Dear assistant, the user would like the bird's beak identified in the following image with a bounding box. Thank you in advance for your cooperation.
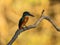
[29,14,35,17]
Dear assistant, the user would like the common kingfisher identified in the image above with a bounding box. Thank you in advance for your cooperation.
[18,11,34,29]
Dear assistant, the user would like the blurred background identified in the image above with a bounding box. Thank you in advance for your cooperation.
[0,0,60,45]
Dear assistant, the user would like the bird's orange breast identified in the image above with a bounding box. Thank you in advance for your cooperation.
[19,16,29,29]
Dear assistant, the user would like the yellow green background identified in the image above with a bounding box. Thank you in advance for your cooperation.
[0,0,60,45]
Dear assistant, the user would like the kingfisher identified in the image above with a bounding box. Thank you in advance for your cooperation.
[18,11,34,29]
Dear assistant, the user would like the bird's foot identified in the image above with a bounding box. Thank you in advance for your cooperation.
[22,27,24,29]
[23,25,27,28]
[24,25,28,28]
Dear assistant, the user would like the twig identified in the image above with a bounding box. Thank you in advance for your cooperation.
[7,10,60,45]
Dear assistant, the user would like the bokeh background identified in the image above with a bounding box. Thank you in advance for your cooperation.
[0,0,60,45]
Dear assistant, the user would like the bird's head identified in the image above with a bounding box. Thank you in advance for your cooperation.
[23,11,34,17]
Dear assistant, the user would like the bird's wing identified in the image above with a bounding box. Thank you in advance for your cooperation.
[18,17,24,28]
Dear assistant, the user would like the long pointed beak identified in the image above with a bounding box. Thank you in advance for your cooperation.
[29,14,34,17]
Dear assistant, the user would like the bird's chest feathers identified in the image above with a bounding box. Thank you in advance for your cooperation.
[22,16,29,26]
[24,16,29,21]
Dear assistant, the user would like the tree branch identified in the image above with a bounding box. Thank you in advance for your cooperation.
[7,10,60,45]
[44,16,60,31]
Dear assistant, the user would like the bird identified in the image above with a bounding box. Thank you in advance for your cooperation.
[18,11,34,29]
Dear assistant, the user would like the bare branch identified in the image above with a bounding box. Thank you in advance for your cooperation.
[7,10,60,45]
[44,16,60,31]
